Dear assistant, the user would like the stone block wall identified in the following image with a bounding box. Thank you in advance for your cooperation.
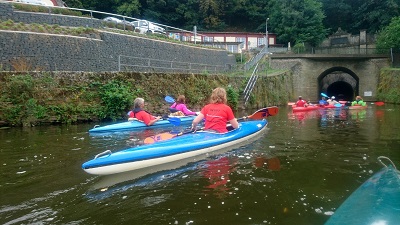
[0,3,103,28]
[0,2,236,72]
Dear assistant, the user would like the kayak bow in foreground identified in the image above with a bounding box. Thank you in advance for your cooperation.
[325,156,400,225]
[82,120,268,175]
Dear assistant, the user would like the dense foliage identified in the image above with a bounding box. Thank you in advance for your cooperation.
[376,17,400,50]
[321,0,400,35]
[269,0,326,47]
[63,0,400,47]
[0,72,291,126]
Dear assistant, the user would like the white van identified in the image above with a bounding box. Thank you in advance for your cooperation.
[131,20,166,35]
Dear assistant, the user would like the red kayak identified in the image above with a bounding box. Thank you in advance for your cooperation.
[348,105,367,110]
[292,104,343,112]
[292,105,320,112]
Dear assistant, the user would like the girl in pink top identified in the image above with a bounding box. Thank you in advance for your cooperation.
[169,95,197,116]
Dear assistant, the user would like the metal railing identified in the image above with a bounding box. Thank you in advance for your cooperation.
[118,55,229,73]
[242,63,260,104]
[5,1,226,50]
[244,46,267,71]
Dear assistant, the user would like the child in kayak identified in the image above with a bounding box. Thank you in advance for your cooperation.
[128,98,161,126]
[191,87,238,133]
[169,95,197,116]
[319,97,328,106]
[351,96,367,106]
[327,96,339,105]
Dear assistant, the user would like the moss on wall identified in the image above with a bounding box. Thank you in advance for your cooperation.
[377,68,400,104]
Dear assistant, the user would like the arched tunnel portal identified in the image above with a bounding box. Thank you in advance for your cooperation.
[318,67,359,101]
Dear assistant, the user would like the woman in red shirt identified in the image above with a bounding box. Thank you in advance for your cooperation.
[295,96,308,107]
[128,98,161,126]
[191,87,239,133]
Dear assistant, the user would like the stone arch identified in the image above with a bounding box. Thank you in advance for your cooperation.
[317,66,359,101]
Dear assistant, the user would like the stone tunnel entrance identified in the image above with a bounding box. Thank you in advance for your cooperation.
[318,67,359,101]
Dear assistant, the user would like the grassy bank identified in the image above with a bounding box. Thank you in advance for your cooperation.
[0,71,292,127]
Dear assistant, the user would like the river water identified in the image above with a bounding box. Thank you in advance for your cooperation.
[0,104,399,225]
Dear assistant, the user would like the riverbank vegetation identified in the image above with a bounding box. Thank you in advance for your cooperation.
[377,68,400,104]
[0,71,291,127]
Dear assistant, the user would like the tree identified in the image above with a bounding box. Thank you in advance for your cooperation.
[223,0,269,32]
[320,0,353,35]
[116,0,141,18]
[320,0,400,35]
[63,0,83,8]
[353,0,400,34]
[270,0,327,47]
[198,0,227,30]
[376,16,400,50]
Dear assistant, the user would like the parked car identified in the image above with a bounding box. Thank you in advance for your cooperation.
[131,20,166,35]
[103,17,123,24]
[103,17,134,30]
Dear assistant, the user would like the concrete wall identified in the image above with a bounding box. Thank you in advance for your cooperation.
[0,2,236,72]
[319,28,376,48]
[270,56,390,101]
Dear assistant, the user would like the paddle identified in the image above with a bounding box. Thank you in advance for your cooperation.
[165,96,175,104]
[375,101,385,106]
[165,95,181,113]
[144,106,279,144]
[321,93,342,107]
[321,93,329,98]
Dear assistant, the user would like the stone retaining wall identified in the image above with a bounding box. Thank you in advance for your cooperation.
[0,2,236,72]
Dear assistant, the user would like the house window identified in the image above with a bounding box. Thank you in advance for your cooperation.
[182,36,190,42]
[236,37,246,49]
[204,36,214,42]
[228,45,238,53]
[258,38,266,46]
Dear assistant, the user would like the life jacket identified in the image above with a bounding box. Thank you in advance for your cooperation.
[352,100,365,106]
[169,103,181,113]
[128,108,143,118]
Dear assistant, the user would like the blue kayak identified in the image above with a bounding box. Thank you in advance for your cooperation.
[82,120,268,175]
[88,116,195,133]
[325,157,400,225]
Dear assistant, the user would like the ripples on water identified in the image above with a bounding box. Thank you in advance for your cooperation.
[0,105,399,224]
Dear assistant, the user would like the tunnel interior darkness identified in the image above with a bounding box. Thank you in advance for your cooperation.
[318,67,359,101]
[326,81,354,101]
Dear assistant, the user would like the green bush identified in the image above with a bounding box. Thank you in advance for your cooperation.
[226,86,239,110]
[97,80,141,120]
[376,17,400,51]
[293,42,306,54]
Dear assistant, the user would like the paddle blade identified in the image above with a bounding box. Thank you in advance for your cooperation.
[266,106,279,116]
[165,96,175,104]
[321,93,329,98]
[247,106,279,120]
[375,101,385,106]
[168,117,181,126]
[334,103,342,107]
[144,132,176,144]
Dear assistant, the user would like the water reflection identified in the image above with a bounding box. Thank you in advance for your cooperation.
[202,157,234,198]
[0,105,399,225]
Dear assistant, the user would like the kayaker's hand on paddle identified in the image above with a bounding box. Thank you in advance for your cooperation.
[191,123,197,132]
